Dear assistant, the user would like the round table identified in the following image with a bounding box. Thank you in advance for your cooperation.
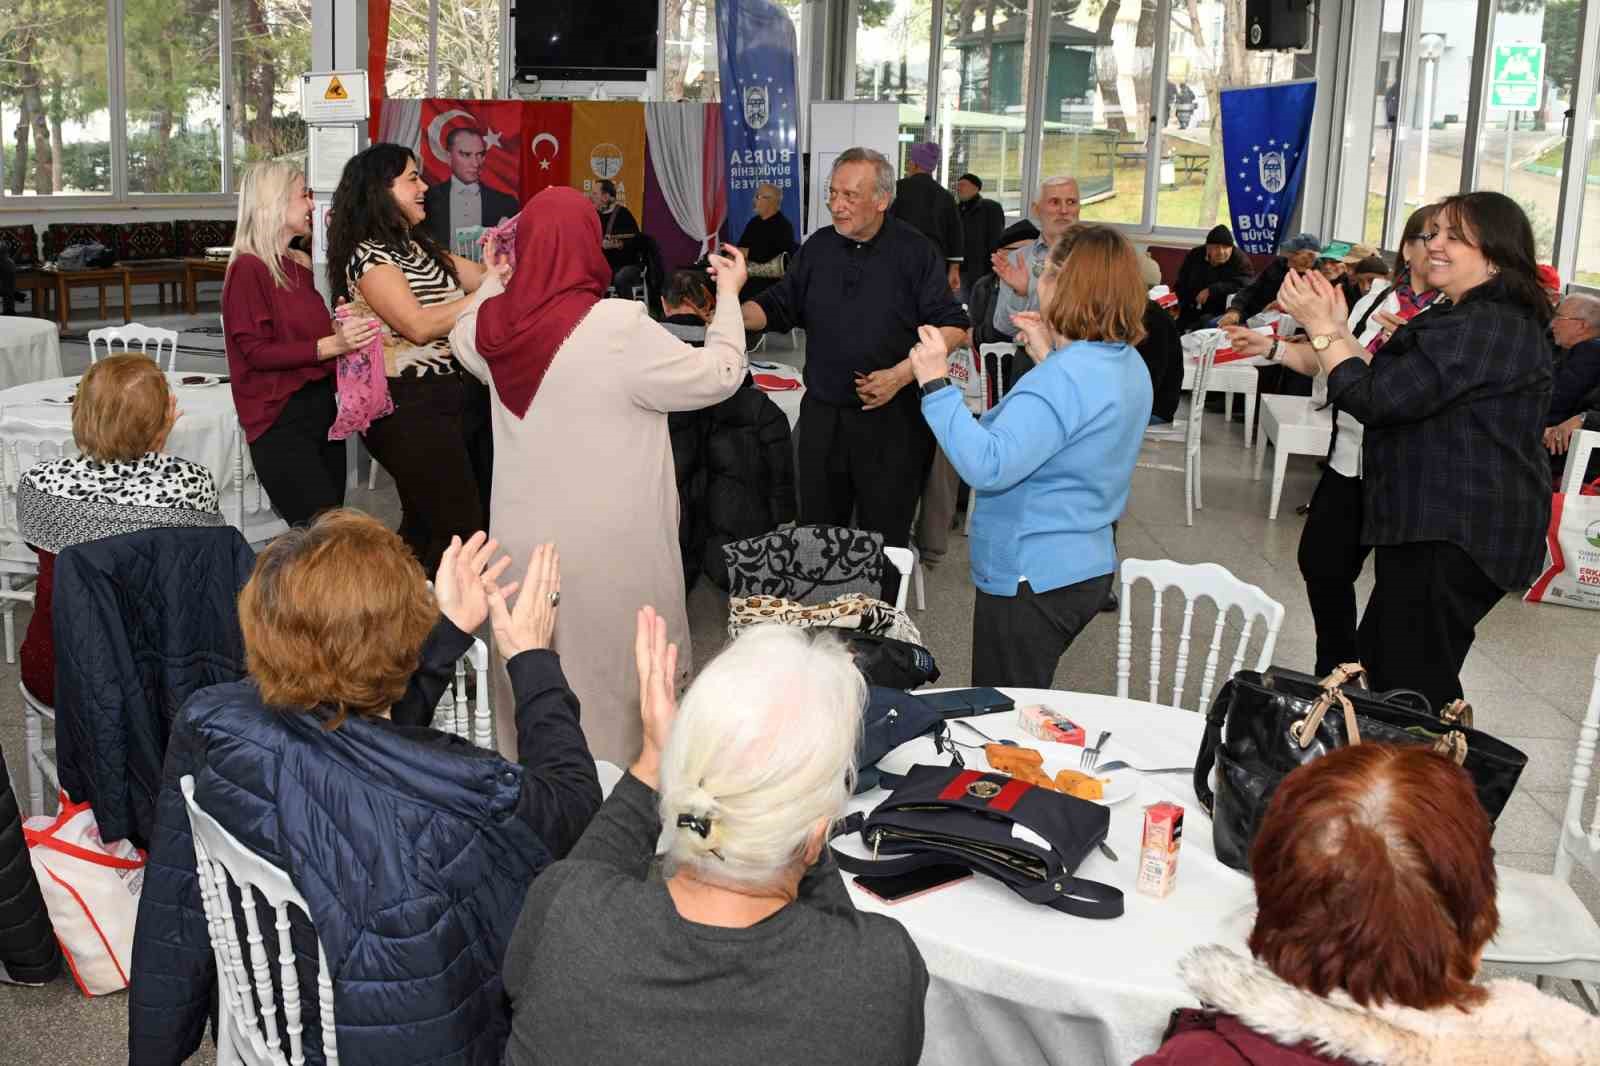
[0,317,64,392]
[0,373,286,545]
[837,689,1257,1066]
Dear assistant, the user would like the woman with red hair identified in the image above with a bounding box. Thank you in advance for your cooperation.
[449,187,748,765]
[1137,745,1598,1065]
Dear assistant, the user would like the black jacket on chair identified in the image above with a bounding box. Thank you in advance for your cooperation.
[52,527,255,849]
[0,743,60,985]
[669,375,796,590]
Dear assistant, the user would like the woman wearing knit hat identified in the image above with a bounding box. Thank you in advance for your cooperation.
[1175,224,1253,330]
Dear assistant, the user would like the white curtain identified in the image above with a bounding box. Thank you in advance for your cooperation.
[377,99,422,157]
[645,102,721,256]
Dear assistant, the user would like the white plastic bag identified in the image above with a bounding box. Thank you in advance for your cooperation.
[24,792,146,995]
[1525,430,1600,610]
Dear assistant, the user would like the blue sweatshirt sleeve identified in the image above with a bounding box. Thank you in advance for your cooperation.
[920,378,1072,493]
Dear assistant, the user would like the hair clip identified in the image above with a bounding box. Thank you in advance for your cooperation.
[676,812,712,839]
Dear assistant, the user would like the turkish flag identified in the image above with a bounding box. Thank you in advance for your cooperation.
[418,100,524,206]
[521,101,573,202]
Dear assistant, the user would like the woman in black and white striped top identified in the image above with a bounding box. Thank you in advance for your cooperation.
[327,143,510,571]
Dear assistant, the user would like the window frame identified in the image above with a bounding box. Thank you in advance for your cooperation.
[0,0,274,211]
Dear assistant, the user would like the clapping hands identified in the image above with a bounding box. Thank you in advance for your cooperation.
[630,605,680,788]
[484,544,562,659]
[434,533,514,635]
[1276,269,1348,337]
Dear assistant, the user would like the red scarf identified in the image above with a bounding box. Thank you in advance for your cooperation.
[474,187,613,418]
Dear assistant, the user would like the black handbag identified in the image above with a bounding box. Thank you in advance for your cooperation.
[831,763,1124,919]
[845,633,940,690]
[1194,664,1528,871]
[856,688,944,794]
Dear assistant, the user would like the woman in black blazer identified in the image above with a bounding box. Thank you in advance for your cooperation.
[1276,191,1553,709]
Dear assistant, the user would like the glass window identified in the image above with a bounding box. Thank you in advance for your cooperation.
[1469,0,1578,263]
[1155,1,1313,230]
[1380,11,1470,248]
[1048,0,1155,227]
[856,0,934,166]
[124,0,224,193]
[0,0,112,196]
[386,0,434,98]
[230,0,311,184]
[937,0,1028,216]
[434,0,503,98]
[664,0,721,100]
[1575,86,1600,288]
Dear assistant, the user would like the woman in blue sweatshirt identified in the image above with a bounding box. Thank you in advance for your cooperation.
[910,225,1153,687]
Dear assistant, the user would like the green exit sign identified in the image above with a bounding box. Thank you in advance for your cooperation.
[1488,42,1545,112]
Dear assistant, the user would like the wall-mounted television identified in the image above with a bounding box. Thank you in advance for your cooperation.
[514,0,659,82]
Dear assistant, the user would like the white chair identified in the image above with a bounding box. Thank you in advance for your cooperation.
[19,683,57,818]
[1253,394,1334,520]
[1480,652,1600,1009]
[595,759,625,799]
[87,323,179,370]
[1140,330,1218,526]
[963,343,1021,536]
[429,637,493,750]
[1116,558,1286,713]
[883,546,917,613]
[180,775,341,1066]
[0,421,72,663]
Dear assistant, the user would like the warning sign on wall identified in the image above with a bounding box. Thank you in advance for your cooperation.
[301,70,369,123]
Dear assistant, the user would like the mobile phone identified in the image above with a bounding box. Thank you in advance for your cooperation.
[854,864,972,904]
[919,687,1016,720]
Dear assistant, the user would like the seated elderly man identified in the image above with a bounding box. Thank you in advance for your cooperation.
[17,354,223,707]
[1175,224,1253,331]
[500,610,928,1066]
[1216,232,1321,327]
[1548,292,1600,427]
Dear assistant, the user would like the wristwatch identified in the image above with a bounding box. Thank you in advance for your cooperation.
[920,377,952,396]
[1310,334,1336,351]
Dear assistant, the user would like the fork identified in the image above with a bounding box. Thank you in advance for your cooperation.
[1080,730,1112,770]
[1092,759,1191,775]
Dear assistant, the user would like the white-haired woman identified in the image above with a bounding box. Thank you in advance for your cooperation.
[222,161,380,527]
[499,609,928,1066]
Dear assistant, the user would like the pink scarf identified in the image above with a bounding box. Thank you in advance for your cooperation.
[327,304,394,440]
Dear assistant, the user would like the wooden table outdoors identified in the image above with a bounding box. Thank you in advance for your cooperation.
[183,257,229,313]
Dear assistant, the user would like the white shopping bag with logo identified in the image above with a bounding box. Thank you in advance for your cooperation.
[24,792,146,995]
[1525,430,1600,610]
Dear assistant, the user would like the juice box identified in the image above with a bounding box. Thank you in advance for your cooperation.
[1137,801,1184,898]
[1019,705,1086,746]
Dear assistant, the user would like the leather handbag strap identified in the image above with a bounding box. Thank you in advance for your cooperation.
[1193,678,1234,816]
[828,814,1124,920]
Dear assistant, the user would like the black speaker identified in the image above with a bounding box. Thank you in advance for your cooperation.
[1245,0,1310,50]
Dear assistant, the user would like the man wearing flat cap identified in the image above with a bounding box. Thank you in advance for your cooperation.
[954,172,1005,302]
[890,141,965,292]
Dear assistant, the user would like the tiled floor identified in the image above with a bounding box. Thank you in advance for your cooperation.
[1,311,1594,1061]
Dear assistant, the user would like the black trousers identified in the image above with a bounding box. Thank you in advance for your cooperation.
[361,371,489,574]
[971,575,1114,689]
[1358,540,1505,710]
[248,377,346,529]
[1297,468,1371,677]
[797,394,933,550]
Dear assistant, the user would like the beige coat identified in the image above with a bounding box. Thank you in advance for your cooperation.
[452,276,745,764]
[1167,944,1600,1066]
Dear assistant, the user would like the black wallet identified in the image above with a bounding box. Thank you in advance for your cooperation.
[917,687,1015,720]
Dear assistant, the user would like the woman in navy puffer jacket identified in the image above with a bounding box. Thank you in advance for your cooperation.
[128,512,601,1066]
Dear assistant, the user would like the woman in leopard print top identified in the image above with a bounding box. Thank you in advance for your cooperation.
[17,355,222,705]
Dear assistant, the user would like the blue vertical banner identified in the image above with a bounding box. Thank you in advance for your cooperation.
[716,0,802,243]
[1219,81,1318,255]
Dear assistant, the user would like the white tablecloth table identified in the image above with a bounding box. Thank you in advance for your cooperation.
[0,373,286,545]
[0,317,64,391]
[839,689,1255,1066]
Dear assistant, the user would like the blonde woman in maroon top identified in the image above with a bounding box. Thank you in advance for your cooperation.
[222,161,379,527]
